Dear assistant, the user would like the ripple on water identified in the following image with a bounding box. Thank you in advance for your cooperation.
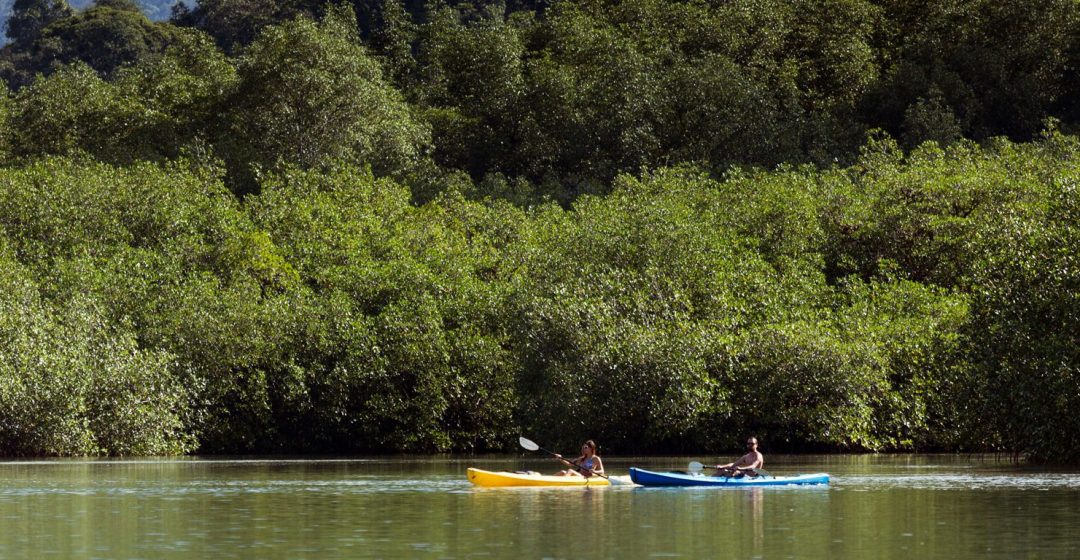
[0,475,472,498]
[836,473,1080,491]
[4,468,1080,498]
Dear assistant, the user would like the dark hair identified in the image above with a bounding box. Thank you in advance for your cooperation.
[583,440,597,452]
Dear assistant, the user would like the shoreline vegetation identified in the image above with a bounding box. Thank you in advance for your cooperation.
[0,1,1076,462]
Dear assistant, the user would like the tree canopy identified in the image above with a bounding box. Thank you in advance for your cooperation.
[0,1,1076,462]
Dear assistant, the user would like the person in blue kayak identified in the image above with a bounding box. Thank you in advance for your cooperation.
[713,436,764,477]
[553,440,605,478]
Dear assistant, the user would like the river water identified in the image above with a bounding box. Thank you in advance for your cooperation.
[0,454,1077,559]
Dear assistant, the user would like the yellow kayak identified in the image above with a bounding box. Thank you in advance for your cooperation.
[467,468,611,487]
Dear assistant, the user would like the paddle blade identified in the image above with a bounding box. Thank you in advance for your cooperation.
[518,436,540,451]
[688,461,705,473]
[753,468,772,478]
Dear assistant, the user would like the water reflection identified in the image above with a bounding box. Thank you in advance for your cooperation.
[0,456,1076,559]
[748,487,763,555]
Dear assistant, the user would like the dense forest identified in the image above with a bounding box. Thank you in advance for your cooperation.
[0,0,180,41]
[0,0,1076,462]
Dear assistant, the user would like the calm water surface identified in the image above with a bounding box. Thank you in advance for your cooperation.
[0,454,1077,559]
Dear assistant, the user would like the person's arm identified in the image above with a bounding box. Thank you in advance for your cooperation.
[735,453,764,472]
[589,456,604,476]
[712,461,738,476]
[725,453,752,470]
[554,453,585,468]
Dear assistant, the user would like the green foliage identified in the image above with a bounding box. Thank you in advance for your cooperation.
[409,3,527,179]
[225,6,430,194]
[0,248,192,456]
[831,278,969,449]
[245,165,521,451]
[25,2,182,77]
[868,0,1077,141]
[113,28,238,158]
[2,30,227,163]
[93,0,141,11]
[11,62,151,162]
[0,81,12,161]
[958,135,1080,462]
[0,157,290,453]
[513,168,806,450]
[2,0,1080,199]
[371,0,418,86]
[0,133,1077,459]
[901,92,963,149]
[169,0,313,55]
[363,0,887,196]
[0,1,1078,462]
[5,0,72,46]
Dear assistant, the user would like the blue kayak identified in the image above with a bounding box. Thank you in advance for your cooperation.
[629,467,829,487]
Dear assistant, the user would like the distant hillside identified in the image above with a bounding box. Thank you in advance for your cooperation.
[0,0,183,39]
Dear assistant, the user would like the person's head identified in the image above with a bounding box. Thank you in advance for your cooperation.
[746,437,758,451]
[581,440,597,457]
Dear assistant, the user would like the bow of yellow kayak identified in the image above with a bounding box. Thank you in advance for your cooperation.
[467,468,611,487]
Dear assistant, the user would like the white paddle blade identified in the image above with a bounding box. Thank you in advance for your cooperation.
[688,461,705,472]
[519,437,540,451]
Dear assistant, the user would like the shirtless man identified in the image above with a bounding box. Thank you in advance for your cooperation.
[713,436,764,477]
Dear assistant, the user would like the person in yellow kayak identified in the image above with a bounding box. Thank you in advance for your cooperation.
[713,436,764,477]
[553,440,605,478]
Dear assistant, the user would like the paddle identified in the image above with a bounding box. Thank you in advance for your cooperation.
[688,461,772,478]
[519,436,611,480]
